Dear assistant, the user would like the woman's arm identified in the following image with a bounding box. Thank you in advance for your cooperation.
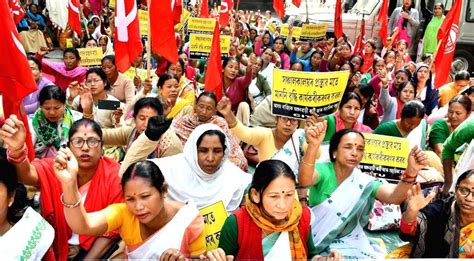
[298,120,327,187]
[102,126,133,146]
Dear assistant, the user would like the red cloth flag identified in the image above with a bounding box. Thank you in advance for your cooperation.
[0,0,37,161]
[68,0,83,38]
[150,0,178,64]
[334,0,343,39]
[292,0,302,8]
[273,0,285,19]
[9,0,25,25]
[434,0,463,88]
[200,0,209,18]
[87,0,102,15]
[377,0,389,46]
[353,18,366,55]
[219,0,233,27]
[204,21,223,100]
[114,0,143,73]
[172,0,182,25]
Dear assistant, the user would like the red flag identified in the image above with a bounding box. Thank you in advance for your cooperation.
[219,0,233,27]
[9,0,25,25]
[334,0,343,39]
[273,0,285,19]
[204,21,223,101]
[87,0,102,15]
[172,0,182,25]
[114,0,143,73]
[353,18,366,55]
[377,0,389,46]
[150,0,178,64]
[68,0,83,38]
[200,0,209,18]
[434,0,463,88]
[292,0,302,8]
[0,0,37,161]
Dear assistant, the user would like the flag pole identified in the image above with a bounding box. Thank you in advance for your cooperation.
[305,0,309,23]
[430,40,443,72]
[146,0,152,79]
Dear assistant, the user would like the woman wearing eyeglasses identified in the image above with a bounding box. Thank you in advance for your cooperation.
[394,169,474,258]
[0,117,124,260]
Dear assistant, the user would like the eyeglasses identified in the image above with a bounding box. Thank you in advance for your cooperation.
[280,116,299,124]
[69,138,102,148]
[85,79,102,85]
[457,186,474,198]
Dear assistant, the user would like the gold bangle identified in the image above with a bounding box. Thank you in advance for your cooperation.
[301,158,315,167]
[228,120,238,128]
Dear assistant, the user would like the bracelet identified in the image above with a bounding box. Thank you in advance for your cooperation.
[82,112,93,119]
[402,170,418,180]
[228,120,238,128]
[60,193,81,208]
[7,144,28,164]
[301,158,315,167]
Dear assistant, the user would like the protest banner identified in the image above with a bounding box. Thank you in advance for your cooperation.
[189,34,231,59]
[280,24,301,40]
[138,9,148,36]
[77,47,103,66]
[358,133,410,181]
[199,201,228,251]
[272,69,349,119]
[268,22,277,34]
[188,17,216,34]
[175,8,191,32]
[123,66,147,81]
[109,0,115,7]
[299,23,328,42]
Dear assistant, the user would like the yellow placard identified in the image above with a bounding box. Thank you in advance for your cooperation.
[138,10,148,36]
[175,9,191,31]
[188,17,216,34]
[66,38,74,48]
[123,66,148,81]
[189,34,231,59]
[78,47,103,66]
[268,22,277,34]
[280,24,302,39]
[359,133,410,180]
[109,0,115,8]
[199,201,228,251]
[272,69,349,118]
[300,23,328,41]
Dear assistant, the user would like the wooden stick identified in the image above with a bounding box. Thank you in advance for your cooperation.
[146,0,152,79]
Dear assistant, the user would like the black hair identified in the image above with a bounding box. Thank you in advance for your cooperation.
[456,169,474,187]
[340,60,355,72]
[121,161,166,193]
[434,2,445,10]
[356,84,374,99]
[365,38,377,49]
[68,118,103,141]
[372,57,385,69]
[157,73,179,88]
[340,91,363,109]
[196,129,227,152]
[291,61,304,70]
[177,58,186,74]
[401,100,425,119]
[133,97,163,118]
[397,81,416,98]
[349,55,364,69]
[329,129,365,162]
[310,49,324,60]
[249,160,296,205]
[63,48,81,60]
[449,95,472,114]
[83,38,98,48]
[0,148,28,223]
[27,55,41,71]
[421,53,433,62]
[197,91,218,107]
[454,70,471,81]
[86,67,111,90]
[222,57,239,70]
[461,86,474,96]
[395,69,412,80]
[101,55,116,65]
[39,85,66,105]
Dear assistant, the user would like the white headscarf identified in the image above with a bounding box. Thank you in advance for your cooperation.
[89,15,102,39]
[149,124,251,213]
[99,35,115,56]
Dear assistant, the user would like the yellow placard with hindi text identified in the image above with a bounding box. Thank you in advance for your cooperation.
[78,47,103,66]
[138,10,148,36]
[188,17,216,34]
[175,8,191,31]
[199,201,228,251]
[189,34,231,59]
[359,133,410,180]
[300,23,328,42]
[280,24,301,39]
[272,69,349,119]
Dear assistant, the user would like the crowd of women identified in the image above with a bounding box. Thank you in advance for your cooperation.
[0,0,474,259]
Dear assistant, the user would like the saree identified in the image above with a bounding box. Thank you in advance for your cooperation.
[310,167,386,259]
[171,114,248,171]
[270,129,305,177]
[19,29,47,53]
[0,207,55,260]
[126,201,201,259]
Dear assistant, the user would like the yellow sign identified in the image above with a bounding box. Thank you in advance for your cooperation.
[109,0,115,8]
[359,133,410,180]
[66,38,74,48]
[78,47,103,66]
[189,34,231,59]
[268,22,277,34]
[300,23,328,42]
[280,24,302,39]
[188,17,216,34]
[199,201,228,251]
[175,9,191,31]
[138,10,148,36]
[123,66,148,81]
[272,69,349,119]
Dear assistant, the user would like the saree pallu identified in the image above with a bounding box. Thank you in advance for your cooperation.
[270,129,305,177]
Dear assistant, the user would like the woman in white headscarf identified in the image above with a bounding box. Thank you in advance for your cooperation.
[121,123,252,213]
